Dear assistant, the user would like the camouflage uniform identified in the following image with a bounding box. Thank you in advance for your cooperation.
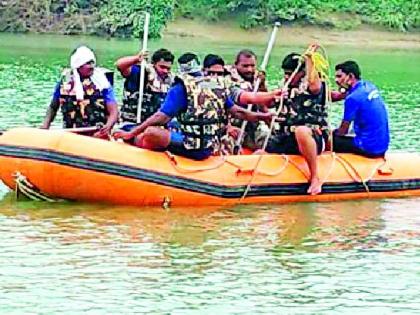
[273,80,328,137]
[177,74,239,153]
[225,66,267,150]
[58,69,108,128]
[226,66,255,92]
[120,64,173,124]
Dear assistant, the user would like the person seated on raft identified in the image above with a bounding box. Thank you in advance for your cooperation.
[116,48,174,129]
[177,52,202,77]
[333,60,390,158]
[226,49,268,93]
[113,54,283,160]
[259,46,329,196]
[225,49,270,151]
[41,45,118,138]
[165,52,203,134]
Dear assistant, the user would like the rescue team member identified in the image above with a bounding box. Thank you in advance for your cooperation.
[41,46,118,138]
[333,60,390,158]
[116,48,174,126]
[226,49,269,150]
[113,54,284,160]
[265,47,329,195]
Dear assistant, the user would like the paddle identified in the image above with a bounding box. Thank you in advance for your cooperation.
[233,22,280,155]
[136,11,151,124]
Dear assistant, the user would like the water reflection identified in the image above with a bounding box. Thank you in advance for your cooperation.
[1,192,419,313]
[1,194,414,254]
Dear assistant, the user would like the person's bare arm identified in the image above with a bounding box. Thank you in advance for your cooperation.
[229,105,273,124]
[113,111,171,140]
[334,120,351,136]
[331,90,346,102]
[305,51,322,95]
[115,52,148,78]
[238,89,283,108]
[94,102,119,137]
[41,99,60,129]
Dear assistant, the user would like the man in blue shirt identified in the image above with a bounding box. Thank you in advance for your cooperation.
[41,46,118,138]
[333,61,390,157]
[116,48,174,125]
[114,54,282,160]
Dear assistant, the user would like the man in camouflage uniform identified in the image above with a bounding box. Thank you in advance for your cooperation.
[227,49,268,92]
[266,49,329,195]
[177,52,202,77]
[226,49,269,150]
[41,46,118,138]
[116,48,174,127]
[114,54,282,160]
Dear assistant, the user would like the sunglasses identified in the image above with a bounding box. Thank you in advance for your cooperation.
[207,70,226,76]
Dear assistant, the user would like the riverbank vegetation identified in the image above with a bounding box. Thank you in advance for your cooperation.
[0,0,418,38]
[0,0,173,37]
[177,0,419,32]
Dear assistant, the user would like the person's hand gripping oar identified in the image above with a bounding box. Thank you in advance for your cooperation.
[260,45,319,151]
[233,22,280,155]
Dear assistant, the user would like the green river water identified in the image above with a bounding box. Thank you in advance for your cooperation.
[0,33,419,314]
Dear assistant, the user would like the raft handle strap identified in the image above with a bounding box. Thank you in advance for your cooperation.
[164,151,227,174]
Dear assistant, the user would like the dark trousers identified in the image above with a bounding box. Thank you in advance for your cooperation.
[267,132,325,155]
[333,135,385,158]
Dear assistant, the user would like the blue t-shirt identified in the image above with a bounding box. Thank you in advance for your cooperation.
[343,80,390,155]
[52,82,117,105]
[159,82,235,117]
[125,65,141,91]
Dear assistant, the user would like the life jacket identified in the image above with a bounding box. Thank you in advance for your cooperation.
[274,81,329,136]
[226,66,255,92]
[177,75,232,152]
[58,69,109,128]
[225,66,261,146]
[120,64,173,123]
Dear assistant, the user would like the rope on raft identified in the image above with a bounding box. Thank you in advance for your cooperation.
[334,154,388,195]
[164,151,228,173]
[165,147,386,200]
[14,172,58,202]
[166,151,291,177]
[239,45,312,201]
[237,43,370,202]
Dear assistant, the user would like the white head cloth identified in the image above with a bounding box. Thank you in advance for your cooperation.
[70,46,110,100]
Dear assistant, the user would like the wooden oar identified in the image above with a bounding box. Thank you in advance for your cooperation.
[136,11,151,124]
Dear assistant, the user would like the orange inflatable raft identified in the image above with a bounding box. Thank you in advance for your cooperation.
[0,128,419,207]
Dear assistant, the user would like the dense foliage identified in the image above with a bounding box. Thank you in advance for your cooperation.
[176,0,419,32]
[0,0,418,37]
[97,0,173,38]
[0,0,174,37]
